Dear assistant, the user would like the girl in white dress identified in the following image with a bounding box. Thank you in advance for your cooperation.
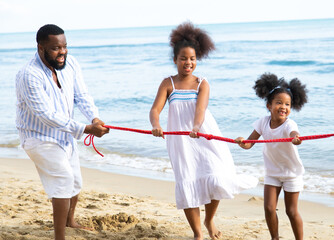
[150,22,258,240]
[235,73,308,240]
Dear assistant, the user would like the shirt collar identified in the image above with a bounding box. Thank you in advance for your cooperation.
[36,52,53,76]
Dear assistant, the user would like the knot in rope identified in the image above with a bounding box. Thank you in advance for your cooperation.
[204,134,214,140]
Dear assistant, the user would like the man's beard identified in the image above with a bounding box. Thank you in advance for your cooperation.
[44,51,67,70]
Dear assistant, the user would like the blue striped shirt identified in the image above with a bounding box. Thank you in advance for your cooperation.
[16,52,99,150]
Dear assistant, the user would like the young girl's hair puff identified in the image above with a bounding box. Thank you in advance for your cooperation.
[169,22,215,60]
[253,73,308,111]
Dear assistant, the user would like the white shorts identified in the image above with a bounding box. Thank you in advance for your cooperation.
[264,175,304,192]
[23,138,82,199]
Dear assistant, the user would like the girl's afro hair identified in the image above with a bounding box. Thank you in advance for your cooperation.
[170,22,215,60]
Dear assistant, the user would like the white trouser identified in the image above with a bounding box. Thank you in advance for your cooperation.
[23,138,82,199]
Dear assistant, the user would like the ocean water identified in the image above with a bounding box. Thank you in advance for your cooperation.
[1,19,334,205]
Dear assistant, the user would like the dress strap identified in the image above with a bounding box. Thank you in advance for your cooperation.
[169,76,175,90]
[197,77,206,92]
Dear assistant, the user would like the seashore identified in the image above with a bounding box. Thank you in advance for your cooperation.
[0,157,333,240]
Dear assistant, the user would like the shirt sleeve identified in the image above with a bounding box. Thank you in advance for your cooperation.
[19,68,86,139]
[252,117,264,136]
[71,57,99,123]
[285,119,299,136]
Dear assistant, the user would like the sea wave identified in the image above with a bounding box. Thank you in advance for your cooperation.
[78,144,334,195]
[0,47,34,52]
[315,66,334,74]
[267,60,318,66]
[0,42,168,52]
[0,143,20,148]
[0,137,333,196]
[100,96,154,107]
[71,42,167,50]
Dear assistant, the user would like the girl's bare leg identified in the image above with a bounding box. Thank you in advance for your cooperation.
[204,200,222,239]
[284,191,303,240]
[264,185,281,240]
[184,207,203,240]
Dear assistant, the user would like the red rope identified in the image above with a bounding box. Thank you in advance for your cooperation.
[84,125,334,157]
[84,134,103,157]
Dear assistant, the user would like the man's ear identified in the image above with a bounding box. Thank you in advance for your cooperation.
[37,43,44,53]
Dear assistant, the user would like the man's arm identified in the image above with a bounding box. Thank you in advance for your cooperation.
[71,58,109,137]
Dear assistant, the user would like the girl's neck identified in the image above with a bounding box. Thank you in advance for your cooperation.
[173,74,199,90]
[269,117,287,129]
[176,74,195,82]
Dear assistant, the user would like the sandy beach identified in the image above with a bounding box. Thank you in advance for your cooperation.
[0,157,333,240]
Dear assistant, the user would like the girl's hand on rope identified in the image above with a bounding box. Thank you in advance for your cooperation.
[290,131,302,145]
[235,137,252,149]
[235,137,245,147]
[152,126,164,139]
[292,135,302,145]
[190,127,200,138]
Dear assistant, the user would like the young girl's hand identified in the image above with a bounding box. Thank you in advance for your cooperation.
[152,127,165,139]
[290,131,302,145]
[189,127,200,138]
[235,130,259,149]
[235,137,246,147]
[292,135,302,145]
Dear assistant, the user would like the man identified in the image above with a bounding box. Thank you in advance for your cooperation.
[15,24,109,240]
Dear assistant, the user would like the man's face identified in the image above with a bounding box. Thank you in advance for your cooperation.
[39,34,68,70]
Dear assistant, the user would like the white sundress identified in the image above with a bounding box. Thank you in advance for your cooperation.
[166,76,258,209]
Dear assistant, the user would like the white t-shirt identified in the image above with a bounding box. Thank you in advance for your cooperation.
[253,116,304,178]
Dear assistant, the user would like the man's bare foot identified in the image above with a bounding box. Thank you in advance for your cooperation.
[66,221,94,231]
[204,220,222,240]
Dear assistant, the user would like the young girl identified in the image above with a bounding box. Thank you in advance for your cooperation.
[150,22,258,240]
[235,73,308,240]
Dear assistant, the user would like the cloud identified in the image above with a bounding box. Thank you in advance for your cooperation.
[0,1,28,14]
[0,0,333,33]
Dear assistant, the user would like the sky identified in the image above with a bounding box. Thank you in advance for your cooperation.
[0,0,334,33]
